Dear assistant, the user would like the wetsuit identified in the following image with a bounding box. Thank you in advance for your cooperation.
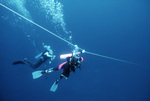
[52,56,81,84]
[13,50,52,69]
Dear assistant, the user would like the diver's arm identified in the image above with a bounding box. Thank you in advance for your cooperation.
[44,52,53,57]
[80,50,85,54]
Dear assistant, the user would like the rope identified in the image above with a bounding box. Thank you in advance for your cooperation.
[0,3,75,47]
[0,3,142,66]
[85,51,140,66]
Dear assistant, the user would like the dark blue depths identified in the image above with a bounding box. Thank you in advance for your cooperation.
[0,0,150,101]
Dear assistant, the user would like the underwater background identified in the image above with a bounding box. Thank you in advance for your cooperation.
[0,0,150,101]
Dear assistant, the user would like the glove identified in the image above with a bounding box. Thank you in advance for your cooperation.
[81,50,85,54]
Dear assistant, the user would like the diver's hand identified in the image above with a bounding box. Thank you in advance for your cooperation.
[48,68,54,73]
[81,50,85,54]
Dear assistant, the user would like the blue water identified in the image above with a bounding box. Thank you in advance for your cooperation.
[0,0,150,101]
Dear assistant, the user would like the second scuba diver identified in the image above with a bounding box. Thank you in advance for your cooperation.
[13,45,56,69]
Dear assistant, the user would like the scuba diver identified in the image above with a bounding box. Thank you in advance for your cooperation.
[32,50,85,92]
[13,45,56,70]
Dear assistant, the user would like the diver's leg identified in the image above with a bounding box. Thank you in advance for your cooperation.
[30,58,47,69]
[21,59,39,70]
[50,75,63,92]
[55,75,63,84]
[13,58,30,65]
[41,67,59,74]
[43,63,66,73]
[24,60,37,69]
[27,59,43,69]
[13,58,40,70]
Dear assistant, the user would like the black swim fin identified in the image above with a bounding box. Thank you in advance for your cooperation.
[12,61,26,65]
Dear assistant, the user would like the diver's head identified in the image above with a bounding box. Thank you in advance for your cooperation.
[46,46,54,55]
[75,56,83,64]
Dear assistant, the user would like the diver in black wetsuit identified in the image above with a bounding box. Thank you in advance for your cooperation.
[13,46,55,69]
[40,53,84,92]
[46,55,83,83]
